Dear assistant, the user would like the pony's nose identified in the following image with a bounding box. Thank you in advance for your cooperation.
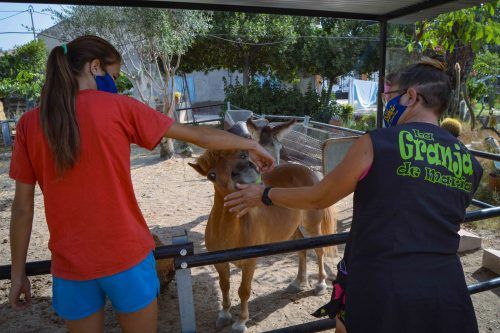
[231,171,240,178]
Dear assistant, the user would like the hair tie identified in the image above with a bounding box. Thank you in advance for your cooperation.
[61,44,68,55]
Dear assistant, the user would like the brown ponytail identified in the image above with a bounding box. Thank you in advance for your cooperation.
[40,36,121,175]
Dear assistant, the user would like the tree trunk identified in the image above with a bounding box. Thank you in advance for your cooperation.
[410,22,425,61]
[461,83,476,130]
[159,138,175,159]
[243,51,250,86]
[322,79,334,108]
[159,79,175,160]
[442,43,474,120]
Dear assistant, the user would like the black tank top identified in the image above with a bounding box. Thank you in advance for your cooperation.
[347,122,483,273]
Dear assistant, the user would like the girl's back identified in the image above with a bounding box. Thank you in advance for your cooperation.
[11,90,172,280]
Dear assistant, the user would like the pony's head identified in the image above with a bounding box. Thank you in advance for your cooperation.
[246,118,296,164]
[189,150,260,195]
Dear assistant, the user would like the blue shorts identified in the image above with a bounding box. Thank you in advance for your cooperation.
[52,252,160,320]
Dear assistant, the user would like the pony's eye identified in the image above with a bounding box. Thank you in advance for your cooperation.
[207,172,216,181]
[240,152,248,159]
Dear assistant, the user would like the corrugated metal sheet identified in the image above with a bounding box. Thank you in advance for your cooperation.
[139,0,485,22]
[168,0,419,15]
[2,0,487,22]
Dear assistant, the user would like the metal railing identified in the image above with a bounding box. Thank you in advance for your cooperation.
[266,276,500,333]
[1,115,499,332]
[255,114,365,136]
[0,207,499,333]
[175,103,224,125]
[2,207,498,279]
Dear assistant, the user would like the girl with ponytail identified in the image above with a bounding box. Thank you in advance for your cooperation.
[8,36,274,332]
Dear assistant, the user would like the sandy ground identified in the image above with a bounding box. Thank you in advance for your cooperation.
[0,145,499,333]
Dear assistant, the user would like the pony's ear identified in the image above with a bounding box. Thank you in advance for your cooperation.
[273,119,296,141]
[246,118,261,141]
[188,162,207,176]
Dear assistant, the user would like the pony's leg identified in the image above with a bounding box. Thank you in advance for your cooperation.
[231,261,256,333]
[286,248,310,293]
[286,229,309,293]
[302,213,329,296]
[313,247,328,296]
[214,263,232,330]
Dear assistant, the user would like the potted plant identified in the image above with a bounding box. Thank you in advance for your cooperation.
[329,114,342,126]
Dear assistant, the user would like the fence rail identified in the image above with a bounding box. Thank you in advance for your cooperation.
[253,114,500,161]
[176,103,224,112]
[175,103,224,125]
[1,207,498,280]
[265,277,500,333]
[468,149,500,162]
[0,205,498,333]
[0,243,194,280]
[471,199,495,209]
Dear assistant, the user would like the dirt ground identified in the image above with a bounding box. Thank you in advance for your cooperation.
[0,145,499,332]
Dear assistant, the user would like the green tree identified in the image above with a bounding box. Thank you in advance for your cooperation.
[468,49,499,113]
[0,40,47,103]
[285,19,381,109]
[115,73,134,95]
[411,1,499,125]
[180,12,298,86]
[53,6,211,158]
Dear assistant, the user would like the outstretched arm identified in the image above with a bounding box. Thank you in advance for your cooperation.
[9,181,35,309]
[165,123,275,172]
[224,134,373,216]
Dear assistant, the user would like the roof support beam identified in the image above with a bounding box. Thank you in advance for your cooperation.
[384,0,457,20]
[376,19,388,129]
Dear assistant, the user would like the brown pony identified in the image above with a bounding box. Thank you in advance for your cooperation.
[189,149,336,332]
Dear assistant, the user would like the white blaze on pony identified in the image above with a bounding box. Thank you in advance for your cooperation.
[189,149,337,333]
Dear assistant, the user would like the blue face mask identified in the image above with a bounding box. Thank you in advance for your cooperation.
[95,72,118,94]
[383,94,407,127]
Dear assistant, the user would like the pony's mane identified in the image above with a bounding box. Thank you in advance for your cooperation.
[196,150,237,174]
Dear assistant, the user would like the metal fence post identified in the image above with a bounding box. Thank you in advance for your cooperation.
[303,115,310,135]
[173,231,197,333]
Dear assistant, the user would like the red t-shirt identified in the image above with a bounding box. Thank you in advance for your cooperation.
[9,90,173,280]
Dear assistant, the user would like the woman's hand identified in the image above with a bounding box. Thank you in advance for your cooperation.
[9,275,31,310]
[224,184,265,217]
[249,145,275,173]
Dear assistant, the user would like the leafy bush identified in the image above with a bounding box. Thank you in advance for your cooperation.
[115,73,134,95]
[468,50,499,109]
[0,40,47,101]
[352,113,376,132]
[340,104,354,123]
[223,78,343,123]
